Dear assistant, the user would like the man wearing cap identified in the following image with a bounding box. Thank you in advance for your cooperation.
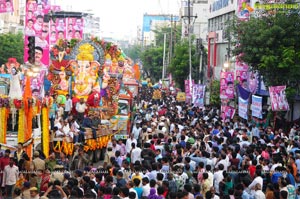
[22,181,31,199]
[29,187,39,199]
[2,156,19,198]
[32,151,45,171]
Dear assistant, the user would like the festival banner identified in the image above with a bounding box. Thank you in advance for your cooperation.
[192,84,205,107]
[66,17,83,40]
[251,95,262,119]
[24,0,51,98]
[235,62,248,89]
[221,105,235,121]
[220,71,234,99]
[238,97,248,120]
[0,0,14,13]
[269,85,289,111]
[184,79,194,96]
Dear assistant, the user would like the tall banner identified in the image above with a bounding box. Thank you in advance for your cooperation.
[66,17,84,40]
[192,84,205,107]
[238,97,248,120]
[0,0,14,13]
[184,79,194,96]
[220,71,234,99]
[269,85,289,111]
[221,105,235,121]
[251,95,262,118]
[24,0,51,98]
[235,61,249,89]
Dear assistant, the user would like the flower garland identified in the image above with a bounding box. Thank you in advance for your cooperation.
[3,108,8,144]
[18,108,25,143]
[0,108,5,143]
[42,107,50,159]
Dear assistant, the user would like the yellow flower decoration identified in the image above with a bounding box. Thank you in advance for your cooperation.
[77,44,94,61]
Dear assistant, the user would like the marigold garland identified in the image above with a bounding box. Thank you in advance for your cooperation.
[18,108,25,143]
[42,107,50,158]
[3,108,9,144]
[0,108,5,143]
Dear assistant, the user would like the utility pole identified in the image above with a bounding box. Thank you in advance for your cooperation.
[162,33,167,81]
[169,14,173,62]
[182,0,197,94]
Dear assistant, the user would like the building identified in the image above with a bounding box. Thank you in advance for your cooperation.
[0,0,24,34]
[141,14,180,46]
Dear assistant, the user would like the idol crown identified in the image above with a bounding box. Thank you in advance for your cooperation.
[77,44,94,61]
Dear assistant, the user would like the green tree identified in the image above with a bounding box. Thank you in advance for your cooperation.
[232,13,300,88]
[140,24,182,82]
[209,80,221,107]
[0,32,24,65]
[168,37,199,90]
[123,44,142,63]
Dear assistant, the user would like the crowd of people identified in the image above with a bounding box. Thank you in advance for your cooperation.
[0,93,300,199]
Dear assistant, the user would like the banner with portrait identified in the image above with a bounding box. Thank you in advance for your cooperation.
[24,0,50,66]
[24,0,51,98]
[220,71,234,99]
[0,0,14,13]
[251,95,262,118]
[192,84,205,107]
[184,79,194,97]
[269,85,289,111]
[221,105,235,121]
[66,18,84,41]
[235,61,248,89]
[238,97,248,120]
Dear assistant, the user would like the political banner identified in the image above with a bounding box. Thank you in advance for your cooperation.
[251,95,262,119]
[238,97,248,120]
[0,0,14,13]
[192,84,205,107]
[24,0,50,67]
[24,0,51,98]
[221,105,235,121]
[184,79,194,97]
[220,71,234,99]
[269,85,289,111]
[66,17,84,40]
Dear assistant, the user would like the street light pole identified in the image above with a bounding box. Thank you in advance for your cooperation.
[162,33,167,81]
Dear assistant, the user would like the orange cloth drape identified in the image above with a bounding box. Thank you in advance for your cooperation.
[23,77,33,159]
[133,64,140,80]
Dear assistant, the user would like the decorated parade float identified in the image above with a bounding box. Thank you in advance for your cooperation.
[0,38,140,159]
[49,38,140,157]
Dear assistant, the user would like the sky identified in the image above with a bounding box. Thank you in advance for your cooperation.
[57,0,181,39]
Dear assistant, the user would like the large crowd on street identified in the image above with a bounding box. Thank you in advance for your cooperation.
[1,93,300,199]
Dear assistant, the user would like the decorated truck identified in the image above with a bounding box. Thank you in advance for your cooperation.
[48,38,140,161]
[0,38,140,161]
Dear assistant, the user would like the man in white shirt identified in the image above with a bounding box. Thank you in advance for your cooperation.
[2,157,19,198]
[141,177,150,197]
[248,170,263,193]
[131,122,142,144]
[131,143,142,165]
[64,94,72,120]
[213,164,224,194]
[125,134,137,155]
[76,98,87,124]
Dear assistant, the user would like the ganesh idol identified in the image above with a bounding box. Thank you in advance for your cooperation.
[70,43,101,97]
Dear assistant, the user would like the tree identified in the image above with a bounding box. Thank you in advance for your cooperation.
[0,32,24,65]
[123,44,142,63]
[209,80,221,107]
[169,37,199,90]
[232,13,300,87]
[140,24,182,82]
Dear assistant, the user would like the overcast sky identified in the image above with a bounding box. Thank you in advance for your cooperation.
[56,0,181,39]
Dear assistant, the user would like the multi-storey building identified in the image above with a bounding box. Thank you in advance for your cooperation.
[0,0,24,34]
